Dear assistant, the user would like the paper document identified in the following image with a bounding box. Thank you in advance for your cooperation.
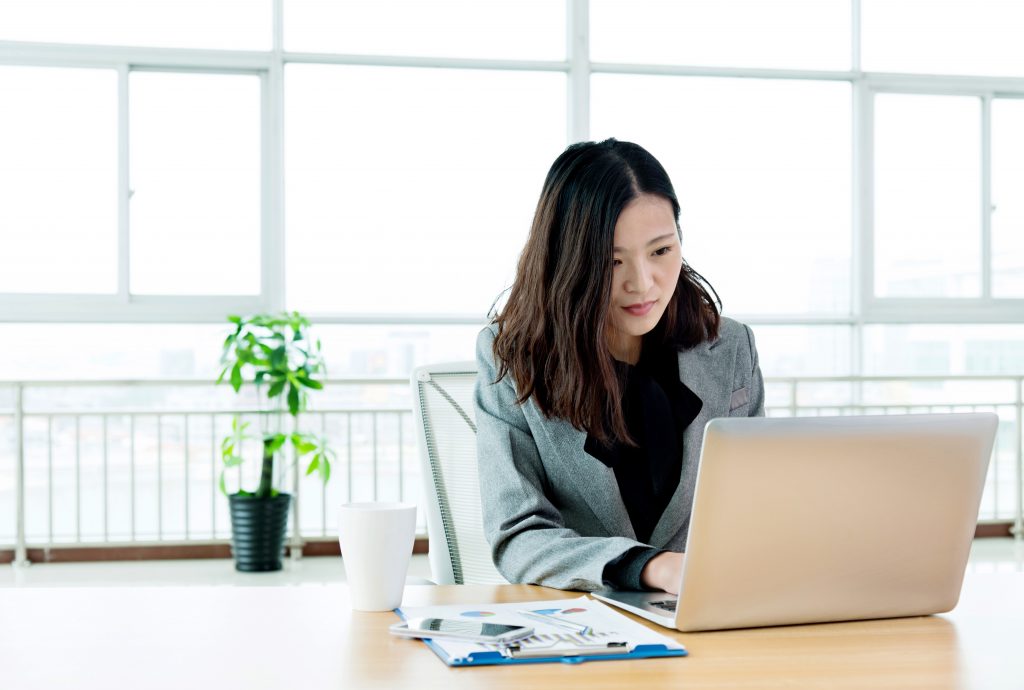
[396,596,686,666]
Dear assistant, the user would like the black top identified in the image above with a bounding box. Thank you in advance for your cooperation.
[585,336,703,589]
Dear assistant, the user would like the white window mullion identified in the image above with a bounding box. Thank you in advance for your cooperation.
[262,67,284,314]
[567,0,589,144]
[851,0,861,73]
[981,93,993,300]
[262,0,285,314]
[855,83,874,323]
[118,63,131,303]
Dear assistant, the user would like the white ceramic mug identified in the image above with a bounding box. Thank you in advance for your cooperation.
[338,502,418,611]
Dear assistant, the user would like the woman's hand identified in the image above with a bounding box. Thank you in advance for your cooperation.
[640,551,685,594]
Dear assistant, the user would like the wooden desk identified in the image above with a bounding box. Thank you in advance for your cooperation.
[2,572,1022,689]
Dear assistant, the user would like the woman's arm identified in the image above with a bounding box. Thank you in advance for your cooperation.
[745,323,766,417]
[474,327,646,591]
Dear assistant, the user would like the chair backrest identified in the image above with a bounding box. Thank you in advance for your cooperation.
[410,362,509,585]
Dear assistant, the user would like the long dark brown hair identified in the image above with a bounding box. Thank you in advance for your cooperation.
[492,138,721,446]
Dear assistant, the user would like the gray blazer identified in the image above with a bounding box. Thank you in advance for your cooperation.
[474,317,765,591]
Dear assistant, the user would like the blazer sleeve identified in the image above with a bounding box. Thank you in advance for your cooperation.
[473,327,648,591]
[745,323,766,417]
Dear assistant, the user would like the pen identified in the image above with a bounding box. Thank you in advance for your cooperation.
[517,610,593,635]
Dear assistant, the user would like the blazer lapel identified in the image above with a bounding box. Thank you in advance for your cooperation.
[648,339,724,547]
[535,416,636,540]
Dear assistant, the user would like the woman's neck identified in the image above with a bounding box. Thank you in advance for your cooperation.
[608,332,642,365]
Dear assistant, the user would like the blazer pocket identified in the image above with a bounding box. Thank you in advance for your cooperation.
[729,387,750,411]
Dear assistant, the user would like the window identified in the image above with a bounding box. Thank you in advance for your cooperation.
[0,0,272,51]
[3,1,1024,543]
[284,0,564,60]
[129,72,262,296]
[3,1,1024,380]
[863,0,1024,77]
[591,0,850,70]
[0,66,118,294]
[872,93,981,298]
[284,65,565,317]
[592,75,852,316]
[992,98,1024,297]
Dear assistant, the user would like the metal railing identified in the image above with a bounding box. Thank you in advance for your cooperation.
[1,375,1022,566]
[0,378,418,566]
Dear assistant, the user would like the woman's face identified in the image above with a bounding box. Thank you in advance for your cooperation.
[606,193,683,363]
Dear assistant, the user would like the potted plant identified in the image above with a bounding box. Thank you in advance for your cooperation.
[217,311,334,571]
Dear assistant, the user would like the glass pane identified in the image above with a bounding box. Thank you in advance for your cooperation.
[863,0,1024,77]
[0,66,117,294]
[863,324,1024,376]
[755,325,852,378]
[317,324,482,377]
[284,0,564,60]
[0,0,271,50]
[756,325,851,417]
[0,323,227,380]
[591,75,851,315]
[591,0,850,70]
[129,72,261,296]
[285,65,565,316]
[873,94,980,297]
[992,99,1024,297]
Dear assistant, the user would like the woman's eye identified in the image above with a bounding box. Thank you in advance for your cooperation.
[612,259,622,267]
[653,246,673,256]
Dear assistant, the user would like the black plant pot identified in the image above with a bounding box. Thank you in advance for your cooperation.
[228,493,292,572]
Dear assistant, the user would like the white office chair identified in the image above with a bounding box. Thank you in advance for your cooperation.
[411,362,509,585]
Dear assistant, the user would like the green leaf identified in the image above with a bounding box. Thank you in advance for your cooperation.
[305,456,319,476]
[266,434,287,454]
[292,439,317,455]
[270,346,287,369]
[230,362,243,392]
[320,455,331,483]
[222,454,244,468]
[267,379,286,398]
[215,366,229,385]
[296,376,323,390]
[227,315,242,325]
[218,470,229,496]
[287,384,300,416]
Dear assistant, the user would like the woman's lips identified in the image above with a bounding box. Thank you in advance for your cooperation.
[623,301,655,317]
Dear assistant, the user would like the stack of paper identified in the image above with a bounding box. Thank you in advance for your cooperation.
[395,596,687,667]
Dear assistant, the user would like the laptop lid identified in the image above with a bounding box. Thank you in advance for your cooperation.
[673,412,997,632]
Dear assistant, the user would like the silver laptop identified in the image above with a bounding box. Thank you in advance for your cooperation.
[593,412,997,632]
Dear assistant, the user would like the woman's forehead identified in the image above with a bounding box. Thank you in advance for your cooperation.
[613,195,678,250]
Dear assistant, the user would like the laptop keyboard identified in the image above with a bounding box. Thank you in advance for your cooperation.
[650,599,677,613]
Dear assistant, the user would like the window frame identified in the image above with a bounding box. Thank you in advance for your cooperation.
[860,79,1024,325]
[0,45,278,323]
[0,0,1021,374]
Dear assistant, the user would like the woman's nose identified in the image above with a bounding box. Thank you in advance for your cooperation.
[624,262,653,294]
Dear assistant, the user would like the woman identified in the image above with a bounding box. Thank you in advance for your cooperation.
[474,139,764,593]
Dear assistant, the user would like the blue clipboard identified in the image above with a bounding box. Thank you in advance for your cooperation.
[394,609,688,667]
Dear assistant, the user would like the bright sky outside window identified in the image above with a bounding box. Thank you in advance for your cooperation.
[284,65,565,316]
[592,74,852,316]
[873,93,981,298]
[129,71,262,296]
[0,66,118,294]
